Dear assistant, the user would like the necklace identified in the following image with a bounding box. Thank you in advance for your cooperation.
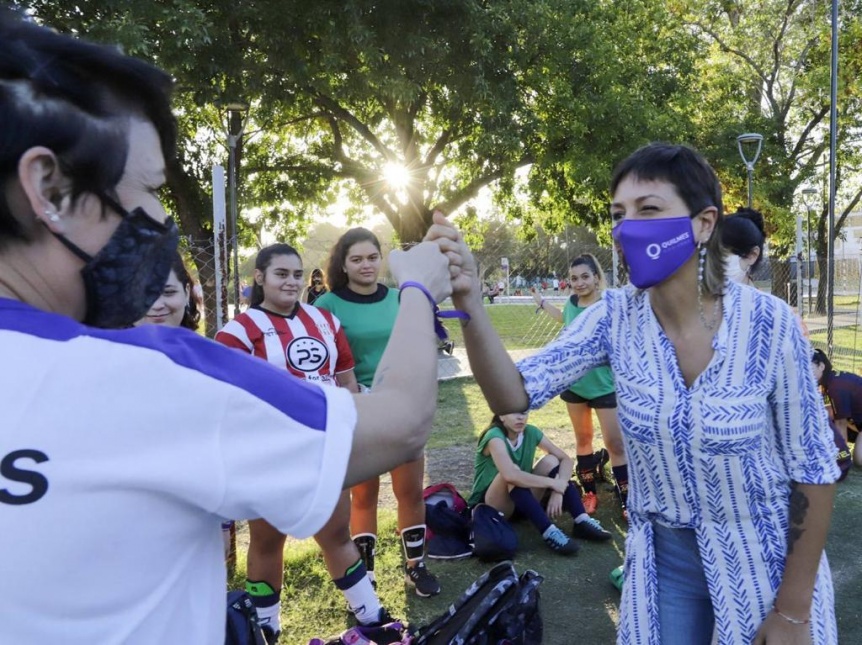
[698,290,721,331]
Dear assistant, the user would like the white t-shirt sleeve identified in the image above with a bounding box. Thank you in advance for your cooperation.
[211,363,356,538]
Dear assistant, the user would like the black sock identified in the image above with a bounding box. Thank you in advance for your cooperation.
[547,465,587,518]
[576,453,598,494]
[509,486,551,533]
[612,464,629,506]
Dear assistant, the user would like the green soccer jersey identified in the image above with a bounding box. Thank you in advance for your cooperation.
[469,424,544,507]
[314,285,399,387]
[562,296,615,400]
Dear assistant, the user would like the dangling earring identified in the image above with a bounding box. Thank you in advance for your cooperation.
[697,243,720,331]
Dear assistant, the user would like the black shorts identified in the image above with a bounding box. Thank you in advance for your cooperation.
[559,390,616,409]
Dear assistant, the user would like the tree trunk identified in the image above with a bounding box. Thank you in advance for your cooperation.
[394,203,434,246]
[816,253,828,316]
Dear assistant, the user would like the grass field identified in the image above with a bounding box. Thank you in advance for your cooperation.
[233,378,862,644]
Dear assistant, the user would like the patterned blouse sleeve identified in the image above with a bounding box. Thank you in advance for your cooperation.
[769,308,841,484]
[516,293,612,410]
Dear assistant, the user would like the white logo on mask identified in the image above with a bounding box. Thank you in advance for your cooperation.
[646,243,661,260]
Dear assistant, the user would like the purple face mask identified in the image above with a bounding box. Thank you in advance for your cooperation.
[612,216,697,289]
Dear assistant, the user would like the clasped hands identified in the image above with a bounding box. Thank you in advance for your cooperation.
[388,211,478,305]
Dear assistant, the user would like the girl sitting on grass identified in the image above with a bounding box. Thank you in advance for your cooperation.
[468,411,613,556]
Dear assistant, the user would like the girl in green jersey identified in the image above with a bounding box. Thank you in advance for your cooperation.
[316,228,441,598]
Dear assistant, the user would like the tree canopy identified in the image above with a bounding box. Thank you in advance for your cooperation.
[15,0,862,324]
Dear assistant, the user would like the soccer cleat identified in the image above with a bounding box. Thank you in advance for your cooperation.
[582,491,598,515]
[261,625,280,645]
[572,516,613,542]
[542,524,581,556]
[594,448,610,482]
[404,561,441,597]
[609,565,625,592]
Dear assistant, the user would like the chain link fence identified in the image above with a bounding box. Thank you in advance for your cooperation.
[178,225,862,378]
[437,242,862,380]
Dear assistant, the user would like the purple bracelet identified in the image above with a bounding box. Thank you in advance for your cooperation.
[399,281,470,340]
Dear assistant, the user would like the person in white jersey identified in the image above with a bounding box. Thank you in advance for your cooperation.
[0,13,453,645]
[217,243,392,641]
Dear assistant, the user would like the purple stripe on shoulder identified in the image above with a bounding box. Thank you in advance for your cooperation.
[0,299,328,431]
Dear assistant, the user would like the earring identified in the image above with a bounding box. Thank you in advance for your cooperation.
[697,243,720,331]
[46,209,60,222]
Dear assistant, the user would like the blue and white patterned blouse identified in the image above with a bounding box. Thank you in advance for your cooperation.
[517,281,839,645]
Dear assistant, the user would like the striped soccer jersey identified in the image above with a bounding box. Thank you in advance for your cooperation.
[216,304,354,386]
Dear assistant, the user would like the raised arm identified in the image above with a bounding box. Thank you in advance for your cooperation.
[532,288,564,324]
[425,212,529,413]
[344,241,451,487]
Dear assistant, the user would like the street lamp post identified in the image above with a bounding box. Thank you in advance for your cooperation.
[736,133,764,208]
[801,187,818,316]
[226,103,249,316]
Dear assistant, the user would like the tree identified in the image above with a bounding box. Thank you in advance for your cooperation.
[678,0,862,312]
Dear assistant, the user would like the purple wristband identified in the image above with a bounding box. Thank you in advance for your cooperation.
[399,281,470,340]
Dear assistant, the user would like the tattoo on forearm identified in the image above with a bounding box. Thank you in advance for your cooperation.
[787,482,809,555]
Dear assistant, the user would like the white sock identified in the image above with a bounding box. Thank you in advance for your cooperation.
[574,513,590,524]
[255,600,281,633]
[344,576,383,624]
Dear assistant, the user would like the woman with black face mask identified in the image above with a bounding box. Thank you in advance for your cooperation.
[305,267,328,305]
[0,12,454,644]
[426,143,839,645]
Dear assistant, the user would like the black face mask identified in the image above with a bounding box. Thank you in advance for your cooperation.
[52,195,179,328]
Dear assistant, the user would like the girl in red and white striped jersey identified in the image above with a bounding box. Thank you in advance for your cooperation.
[217,244,390,640]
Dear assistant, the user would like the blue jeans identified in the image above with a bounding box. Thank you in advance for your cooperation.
[653,523,715,644]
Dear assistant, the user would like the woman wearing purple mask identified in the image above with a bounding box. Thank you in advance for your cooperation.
[426,143,839,645]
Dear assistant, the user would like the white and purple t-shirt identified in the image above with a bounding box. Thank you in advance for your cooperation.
[0,298,355,644]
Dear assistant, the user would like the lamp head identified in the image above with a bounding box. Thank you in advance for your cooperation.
[801,186,818,210]
[736,132,764,168]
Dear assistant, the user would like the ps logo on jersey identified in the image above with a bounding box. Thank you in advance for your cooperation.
[286,337,329,373]
[1,449,49,505]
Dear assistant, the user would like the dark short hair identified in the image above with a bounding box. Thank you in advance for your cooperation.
[610,142,724,219]
[325,228,381,292]
[250,243,301,308]
[610,142,725,295]
[0,11,176,244]
[722,207,766,271]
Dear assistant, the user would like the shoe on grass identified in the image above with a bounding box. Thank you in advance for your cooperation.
[404,561,441,597]
[542,524,581,555]
[572,516,613,541]
[261,625,280,645]
[610,565,625,592]
[582,491,598,515]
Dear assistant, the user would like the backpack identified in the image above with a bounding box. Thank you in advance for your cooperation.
[308,621,407,645]
[424,483,472,560]
[411,561,543,645]
[225,590,267,645]
[471,503,518,562]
